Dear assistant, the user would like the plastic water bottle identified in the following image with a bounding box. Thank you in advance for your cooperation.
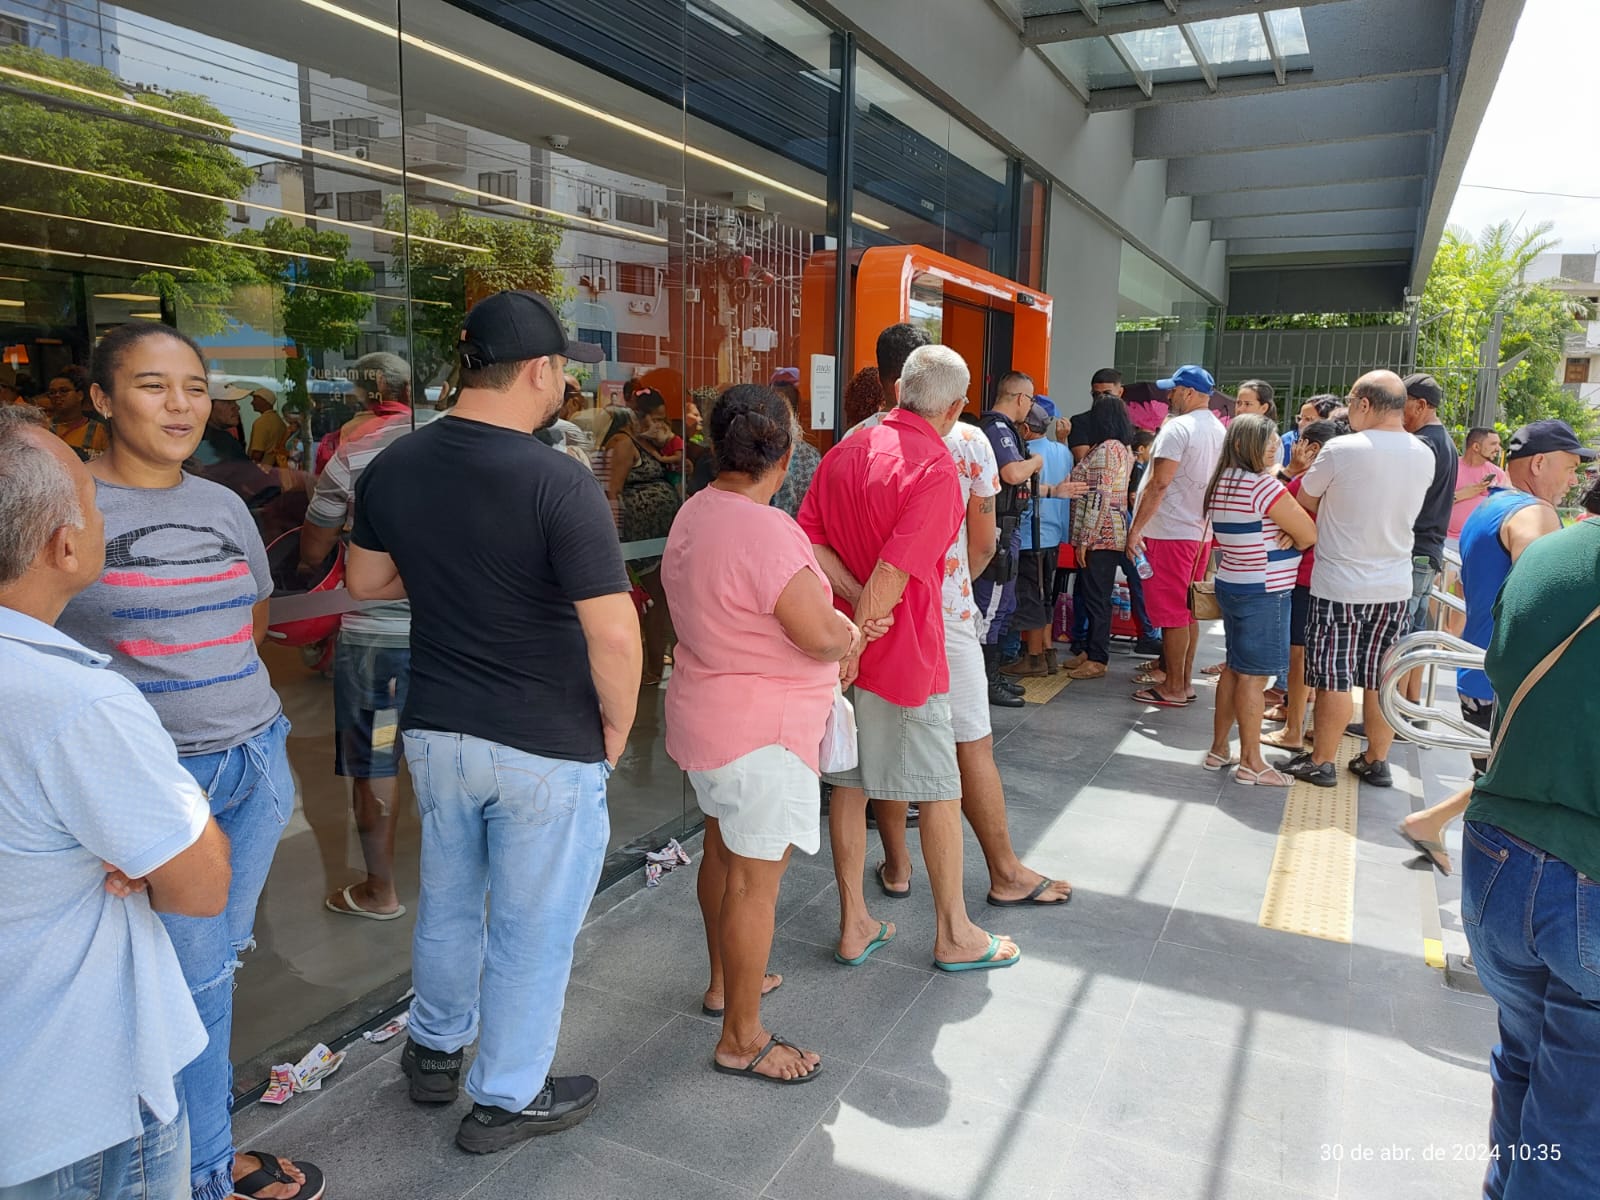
[1132,548,1154,580]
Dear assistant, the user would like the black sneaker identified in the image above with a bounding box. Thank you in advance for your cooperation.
[401,1038,462,1105]
[1134,637,1164,656]
[1279,755,1337,788]
[455,1075,599,1154]
[1345,721,1366,738]
[989,680,1025,708]
[1347,754,1393,788]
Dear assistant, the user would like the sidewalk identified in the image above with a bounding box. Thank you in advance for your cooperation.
[236,638,1499,1200]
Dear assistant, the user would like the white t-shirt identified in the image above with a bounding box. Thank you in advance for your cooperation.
[1300,427,1434,603]
[1135,407,1224,541]
[941,423,1001,625]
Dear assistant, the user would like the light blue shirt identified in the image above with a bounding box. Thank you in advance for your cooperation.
[0,608,208,1186]
[1020,437,1073,550]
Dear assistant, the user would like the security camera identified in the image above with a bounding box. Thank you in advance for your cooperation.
[547,134,570,150]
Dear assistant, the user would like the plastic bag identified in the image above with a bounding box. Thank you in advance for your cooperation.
[819,685,858,774]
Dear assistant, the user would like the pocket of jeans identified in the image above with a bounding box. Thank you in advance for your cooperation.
[1461,821,1511,928]
[490,746,581,826]
[1576,874,1600,980]
[401,732,436,818]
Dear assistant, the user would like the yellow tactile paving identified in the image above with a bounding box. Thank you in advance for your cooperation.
[1018,672,1073,704]
[1258,734,1362,943]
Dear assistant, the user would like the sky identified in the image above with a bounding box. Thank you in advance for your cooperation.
[1447,0,1600,253]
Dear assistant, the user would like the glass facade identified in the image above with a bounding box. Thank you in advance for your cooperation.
[1113,241,1222,386]
[1,0,1047,1085]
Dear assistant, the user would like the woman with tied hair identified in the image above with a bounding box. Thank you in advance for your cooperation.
[1200,414,1316,786]
[55,322,320,1200]
[662,383,873,1086]
[1232,379,1277,425]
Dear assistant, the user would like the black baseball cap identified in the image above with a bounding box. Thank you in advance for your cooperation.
[1402,372,1442,407]
[1506,419,1599,462]
[459,290,604,368]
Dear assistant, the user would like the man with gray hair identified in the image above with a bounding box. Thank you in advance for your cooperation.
[0,407,231,1196]
[798,344,1021,972]
[1281,369,1434,789]
[299,350,433,920]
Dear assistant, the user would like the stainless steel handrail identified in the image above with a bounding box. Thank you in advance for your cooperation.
[1377,629,1493,755]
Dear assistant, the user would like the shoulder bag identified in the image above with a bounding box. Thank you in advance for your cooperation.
[1186,521,1220,622]
[1486,600,1600,770]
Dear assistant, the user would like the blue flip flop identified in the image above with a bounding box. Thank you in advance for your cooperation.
[834,922,894,966]
[935,934,1020,973]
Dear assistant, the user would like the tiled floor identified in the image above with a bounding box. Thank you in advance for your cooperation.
[235,637,1501,1199]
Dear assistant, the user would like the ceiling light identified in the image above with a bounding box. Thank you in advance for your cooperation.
[0,241,197,273]
[0,203,334,262]
[95,292,161,301]
[0,298,23,308]
[129,311,164,319]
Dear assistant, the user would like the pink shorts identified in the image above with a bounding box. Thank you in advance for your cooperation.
[1142,536,1206,629]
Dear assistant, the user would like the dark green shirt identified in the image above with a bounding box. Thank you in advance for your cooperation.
[1467,518,1600,877]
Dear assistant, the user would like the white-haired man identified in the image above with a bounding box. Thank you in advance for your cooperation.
[798,344,1021,973]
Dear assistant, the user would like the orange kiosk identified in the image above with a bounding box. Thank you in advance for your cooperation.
[799,244,1052,438]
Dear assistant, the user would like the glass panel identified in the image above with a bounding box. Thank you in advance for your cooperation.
[1188,13,1272,69]
[1115,241,1221,388]
[1120,26,1196,73]
[909,272,944,344]
[1017,171,1049,291]
[1266,8,1312,58]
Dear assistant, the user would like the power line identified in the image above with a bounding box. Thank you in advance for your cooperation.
[1459,183,1600,201]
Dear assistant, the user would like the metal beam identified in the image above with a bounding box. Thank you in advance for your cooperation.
[1212,208,1421,241]
[1178,22,1218,93]
[1258,11,1287,86]
[1023,0,1348,45]
[1086,0,1453,109]
[1105,32,1153,100]
[1193,180,1424,220]
[1166,136,1432,196]
[1226,233,1415,257]
[1133,77,1441,160]
[1075,0,1101,22]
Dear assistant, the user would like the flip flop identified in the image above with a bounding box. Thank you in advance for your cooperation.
[712,1034,822,1085]
[324,886,405,922]
[1132,686,1192,708]
[1261,729,1305,751]
[232,1152,325,1200]
[702,973,783,1018]
[987,877,1071,907]
[1395,823,1453,876]
[834,922,895,966]
[935,934,1021,973]
[876,861,912,900]
[1201,662,1226,676]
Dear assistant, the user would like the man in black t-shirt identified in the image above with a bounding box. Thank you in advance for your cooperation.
[1393,373,1459,705]
[347,290,641,1156]
[1067,367,1125,464]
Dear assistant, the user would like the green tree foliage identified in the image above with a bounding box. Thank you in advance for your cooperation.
[1418,221,1594,435]
[380,198,566,384]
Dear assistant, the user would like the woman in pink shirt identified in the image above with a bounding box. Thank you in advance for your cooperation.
[662,384,864,1086]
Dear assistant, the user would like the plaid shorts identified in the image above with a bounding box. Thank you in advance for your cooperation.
[1303,596,1409,693]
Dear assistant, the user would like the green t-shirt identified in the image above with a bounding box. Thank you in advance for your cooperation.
[1467,518,1600,877]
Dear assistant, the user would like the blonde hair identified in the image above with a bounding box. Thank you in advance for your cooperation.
[1204,414,1278,514]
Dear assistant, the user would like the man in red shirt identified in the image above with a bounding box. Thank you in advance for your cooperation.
[798,345,1022,973]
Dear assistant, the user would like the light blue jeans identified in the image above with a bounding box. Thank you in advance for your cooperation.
[402,730,610,1112]
[0,1101,189,1199]
[166,716,293,1200]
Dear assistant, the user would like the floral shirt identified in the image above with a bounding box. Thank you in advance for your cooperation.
[1070,437,1132,553]
[941,423,1001,624]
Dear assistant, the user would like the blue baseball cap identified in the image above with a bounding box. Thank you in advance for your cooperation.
[1033,395,1057,417]
[1156,365,1216,393]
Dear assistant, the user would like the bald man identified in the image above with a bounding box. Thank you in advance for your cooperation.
[1279,370,1435,790]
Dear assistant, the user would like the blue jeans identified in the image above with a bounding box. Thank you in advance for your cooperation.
[166,716,293,1200]
[402,730,610,1112]
[1,1101,189,1200]
[1462,820,1600,1199]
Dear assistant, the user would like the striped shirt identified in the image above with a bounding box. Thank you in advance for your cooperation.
[1207,468,1300,592]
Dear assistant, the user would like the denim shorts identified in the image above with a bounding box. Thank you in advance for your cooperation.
[1215,581,1289,678]
[334,639,411,779]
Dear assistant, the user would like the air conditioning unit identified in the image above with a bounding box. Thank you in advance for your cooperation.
[627,298,654,315]
[594,206,610,221]
[685,286,701,303]
[351,146,370,160]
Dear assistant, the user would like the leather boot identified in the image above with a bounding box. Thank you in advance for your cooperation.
[983,645,1025,707]
[1044,648,1059,675]
[1001,653,1046,678]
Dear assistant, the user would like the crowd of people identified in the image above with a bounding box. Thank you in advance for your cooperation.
[4,286,1598,1198]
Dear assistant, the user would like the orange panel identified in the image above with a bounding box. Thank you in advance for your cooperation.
[942,301,987,413]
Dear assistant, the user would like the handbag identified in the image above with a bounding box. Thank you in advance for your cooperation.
[1486,600,1600,770]
[819,685,859,774]
[1186,522,1220,621]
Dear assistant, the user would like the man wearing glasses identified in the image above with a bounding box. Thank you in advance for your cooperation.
[974,372,1044,704]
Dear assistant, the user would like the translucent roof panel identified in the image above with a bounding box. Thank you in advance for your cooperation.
[1118,26,1197,74]
[1186,14,1270,69]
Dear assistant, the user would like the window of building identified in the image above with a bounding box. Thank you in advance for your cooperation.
[617,332,659,364]
[617,263,656,296]
[330,117,379,152]
[0,16,29,46]
[476,170,518,205]
[614,193,656,228]
[1566,358,1590,385]
[335,191,382,222]
[577,327,615,360]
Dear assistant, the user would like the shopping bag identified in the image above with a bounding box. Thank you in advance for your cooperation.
[1052,590,1075,645]
[819,685,858,774]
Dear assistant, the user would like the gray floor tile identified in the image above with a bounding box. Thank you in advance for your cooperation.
[866,984,1122,1121]
[765,1067,1071,1200]
[553,983,681,1081]
[1129,941,1351,1072]
[1334,1074,1493,1199]
[1207,791,1292,847]
[1052,1132,1329,1199]
[583,1015,850,1190]
[469,1130,755,1200]
[1161,880,1353,981]
[1082,1023,1343,1196]
[1051,780,1220,833]
[1343,981,1495,1100]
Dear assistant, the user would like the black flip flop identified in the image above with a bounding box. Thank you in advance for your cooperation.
[876,860,912,900]
[233,1152,325,1200]
[712,1034,822,1085]
[1395,823,1452,876]
[987,877,1071,907]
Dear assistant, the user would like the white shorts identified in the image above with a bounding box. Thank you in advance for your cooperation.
[945,618,992,744]
[688,744,821,861]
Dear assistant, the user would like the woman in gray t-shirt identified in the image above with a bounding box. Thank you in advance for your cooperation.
[56,324,322,1200]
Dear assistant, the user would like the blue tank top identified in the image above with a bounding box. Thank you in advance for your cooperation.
[1456,488,1539,700]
